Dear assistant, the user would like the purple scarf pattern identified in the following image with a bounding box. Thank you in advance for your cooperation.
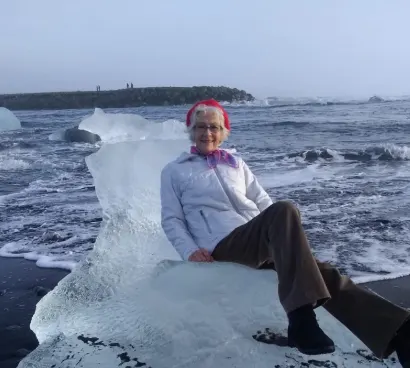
[190,146,239,169]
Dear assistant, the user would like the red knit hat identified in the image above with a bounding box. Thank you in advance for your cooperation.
[186,99,231,130]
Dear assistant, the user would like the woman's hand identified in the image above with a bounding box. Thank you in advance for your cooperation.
[188,249,214,262]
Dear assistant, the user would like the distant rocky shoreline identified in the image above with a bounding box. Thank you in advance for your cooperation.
[0,86,254,111]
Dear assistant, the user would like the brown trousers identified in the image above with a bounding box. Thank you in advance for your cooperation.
[212,201,410,358]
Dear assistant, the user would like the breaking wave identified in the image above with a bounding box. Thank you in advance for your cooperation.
[283,144,410,162]
[224,95,410,108]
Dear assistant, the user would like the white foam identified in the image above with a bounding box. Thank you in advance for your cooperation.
[0,242,77,271]
[350,235,410,278]
[380,143,410,160]
[0,192,21,205]
[78,107,186,143]
[0,156,29,170]
[48,129,65,141]
[0,107,21,132]
[353,272,410,284]
[0,242,25,257]
[18,139,398,368]
[25,253,77,271]
[258,163,329,188]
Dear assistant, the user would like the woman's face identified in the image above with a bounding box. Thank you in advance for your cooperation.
[194,111,223,154]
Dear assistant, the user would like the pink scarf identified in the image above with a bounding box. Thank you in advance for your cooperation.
[190,146,239,169]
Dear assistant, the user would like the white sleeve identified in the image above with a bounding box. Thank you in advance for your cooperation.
[160,165,199,261]
[243,160,273,211]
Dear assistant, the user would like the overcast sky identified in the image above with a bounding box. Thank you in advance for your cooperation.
[1,0,410,98]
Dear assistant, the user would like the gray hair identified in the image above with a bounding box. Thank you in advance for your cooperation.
[186,104,230,143]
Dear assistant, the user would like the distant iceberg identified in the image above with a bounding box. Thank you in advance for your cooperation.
[0,107,21,132]
[77,107,186,143]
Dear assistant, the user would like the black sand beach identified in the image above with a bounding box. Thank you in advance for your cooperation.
[0,258,69,368]
[0,257,409,368]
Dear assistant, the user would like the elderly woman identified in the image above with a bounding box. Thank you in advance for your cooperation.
[160,99,409,366]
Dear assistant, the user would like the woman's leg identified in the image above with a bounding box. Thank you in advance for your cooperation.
[212,200,334,354]
[317,261,410,359]
[212,200,330,312]
[212,200,410,359]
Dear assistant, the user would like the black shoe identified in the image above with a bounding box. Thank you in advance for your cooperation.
[394,319,410,368]
[287,304,335,355]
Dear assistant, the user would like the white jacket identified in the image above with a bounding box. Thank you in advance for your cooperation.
[160,150,273,260]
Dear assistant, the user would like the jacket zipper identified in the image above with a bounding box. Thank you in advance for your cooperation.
[213,167,249,221]
[199,209,212,233]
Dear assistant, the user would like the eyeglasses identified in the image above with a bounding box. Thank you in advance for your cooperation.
[194,124,222,133]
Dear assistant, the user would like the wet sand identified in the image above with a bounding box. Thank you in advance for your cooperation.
[0,258,69,368]
[0,257,409,368]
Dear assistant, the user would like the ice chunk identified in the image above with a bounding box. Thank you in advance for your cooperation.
[78,107,186,143]
[0,107,21,131]
[19,140,398,368]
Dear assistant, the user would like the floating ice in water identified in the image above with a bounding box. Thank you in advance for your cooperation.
[0,108,28,168]
[49,126,101,144]
[19,139,399,367]
[78,107,186,143]
[0,107,21,132]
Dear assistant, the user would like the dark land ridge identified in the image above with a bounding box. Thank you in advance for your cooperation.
[0,86,254,111]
